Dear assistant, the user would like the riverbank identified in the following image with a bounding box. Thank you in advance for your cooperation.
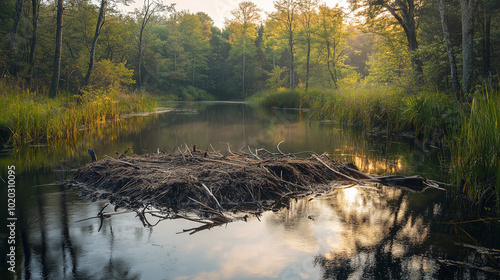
[0,80,156,146]
[254,86,500,211]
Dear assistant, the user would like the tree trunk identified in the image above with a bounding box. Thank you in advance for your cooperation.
[49,0,64,98]
[460,0,479,94]
[10,0,24,53]
[438,0,461,104]
[83,0,106,87]
[138,25,144,91]
[242,34,246,97]
[326,41,337,88]
[405,3,423,76]
[384,0,423,78]
[28,0,40,88]
[289,31,295,90]
[192,55,196,86]
[305,36,310,91]
[482,13,491,76]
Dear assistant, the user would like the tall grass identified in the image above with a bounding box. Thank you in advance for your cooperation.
[0,81,156,145]
[257,88,322,108]
[260,86,458,137]
[256,85,499,210]
[451,91,500,210]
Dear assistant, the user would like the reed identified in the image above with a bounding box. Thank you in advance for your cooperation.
[260,86,459,137]
[0,81,156,145]
[259,88,322,108]
[450,90,500,210]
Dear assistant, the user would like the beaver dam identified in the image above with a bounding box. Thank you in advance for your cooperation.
[67,145,441,230]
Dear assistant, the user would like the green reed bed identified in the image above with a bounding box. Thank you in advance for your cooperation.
[257,86,499,210]
[257,88,322,108]
[0,82,156,145]
[261,86,458,136]
[451,92,500,210]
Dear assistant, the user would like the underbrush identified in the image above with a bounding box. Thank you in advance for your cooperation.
[258,88,323,108]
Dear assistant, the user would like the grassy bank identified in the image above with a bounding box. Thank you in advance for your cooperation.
[0,81,156,145]
[256,86,499,210]
[259,87,459,137]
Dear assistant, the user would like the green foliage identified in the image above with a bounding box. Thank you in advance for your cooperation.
[259,88,323,108]
[180,85,214,101]
[0,80,155,145]
[84,60,135,93]
[451,91,500,209]
[402,91,459,138]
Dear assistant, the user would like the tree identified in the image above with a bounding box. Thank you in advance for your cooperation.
[136,0,174,91]
[349,0,424,79]
[297,0,318,91]
[179,13,211,87]
[316,5,346,88]
[82,0,107,87]
[9,0,24,54]
[438,0,461,102]
[28,0,41,88]
[460,0,479,94]
[49,0,64,98]
[272,0,301,90]
[226,1,262,97]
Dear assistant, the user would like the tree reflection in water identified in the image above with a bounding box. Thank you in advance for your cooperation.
[267,184,475,279]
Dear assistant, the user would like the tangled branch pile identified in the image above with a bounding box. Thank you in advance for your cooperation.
[69,146,371,213]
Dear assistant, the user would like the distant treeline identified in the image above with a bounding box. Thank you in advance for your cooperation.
[0,0,499,100]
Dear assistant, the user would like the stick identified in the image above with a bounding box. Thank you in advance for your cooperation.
[209,143,223,157]
[248,146,260,160]
[104,155,140,169]
[201,183,223,211]
[177,147,186,162]
[220,142,235,156]
[277,140,286,156]
[312,154,360,183]
[342,166,380,182]
[184,143,193,157]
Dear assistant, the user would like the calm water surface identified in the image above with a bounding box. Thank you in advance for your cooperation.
[1,102,499,279]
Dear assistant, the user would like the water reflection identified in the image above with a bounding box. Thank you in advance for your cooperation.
[1,102,498,279]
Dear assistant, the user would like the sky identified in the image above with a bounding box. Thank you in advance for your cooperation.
[120,0,349,28]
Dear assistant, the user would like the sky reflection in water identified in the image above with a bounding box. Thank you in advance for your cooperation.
[1,102,498,279]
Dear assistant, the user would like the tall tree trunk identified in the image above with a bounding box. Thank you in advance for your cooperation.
[49,0,64,98]
[242,34,246,97]
[192,55,196,86]
[138,26,144,91]
[289,30,295,90]
[10,0,24,53]
[384,0,423,78]
[405,3,423,76]
[482,13,491,76]
[438,0,461,104]
[28,0,40,88]
[326,41,337,88]
[460,0,479,94]
[305,36,310,91]
[83,0,106,87]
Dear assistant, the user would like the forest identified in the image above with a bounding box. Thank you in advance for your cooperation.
[0,0,499,209]
[1,0,498,99]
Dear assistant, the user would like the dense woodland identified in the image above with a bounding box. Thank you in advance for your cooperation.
[1,0,499,100]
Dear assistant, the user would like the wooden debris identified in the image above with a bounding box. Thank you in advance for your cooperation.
[66,145,441,230]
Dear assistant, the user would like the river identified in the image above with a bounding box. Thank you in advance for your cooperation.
[1,102,499,279]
